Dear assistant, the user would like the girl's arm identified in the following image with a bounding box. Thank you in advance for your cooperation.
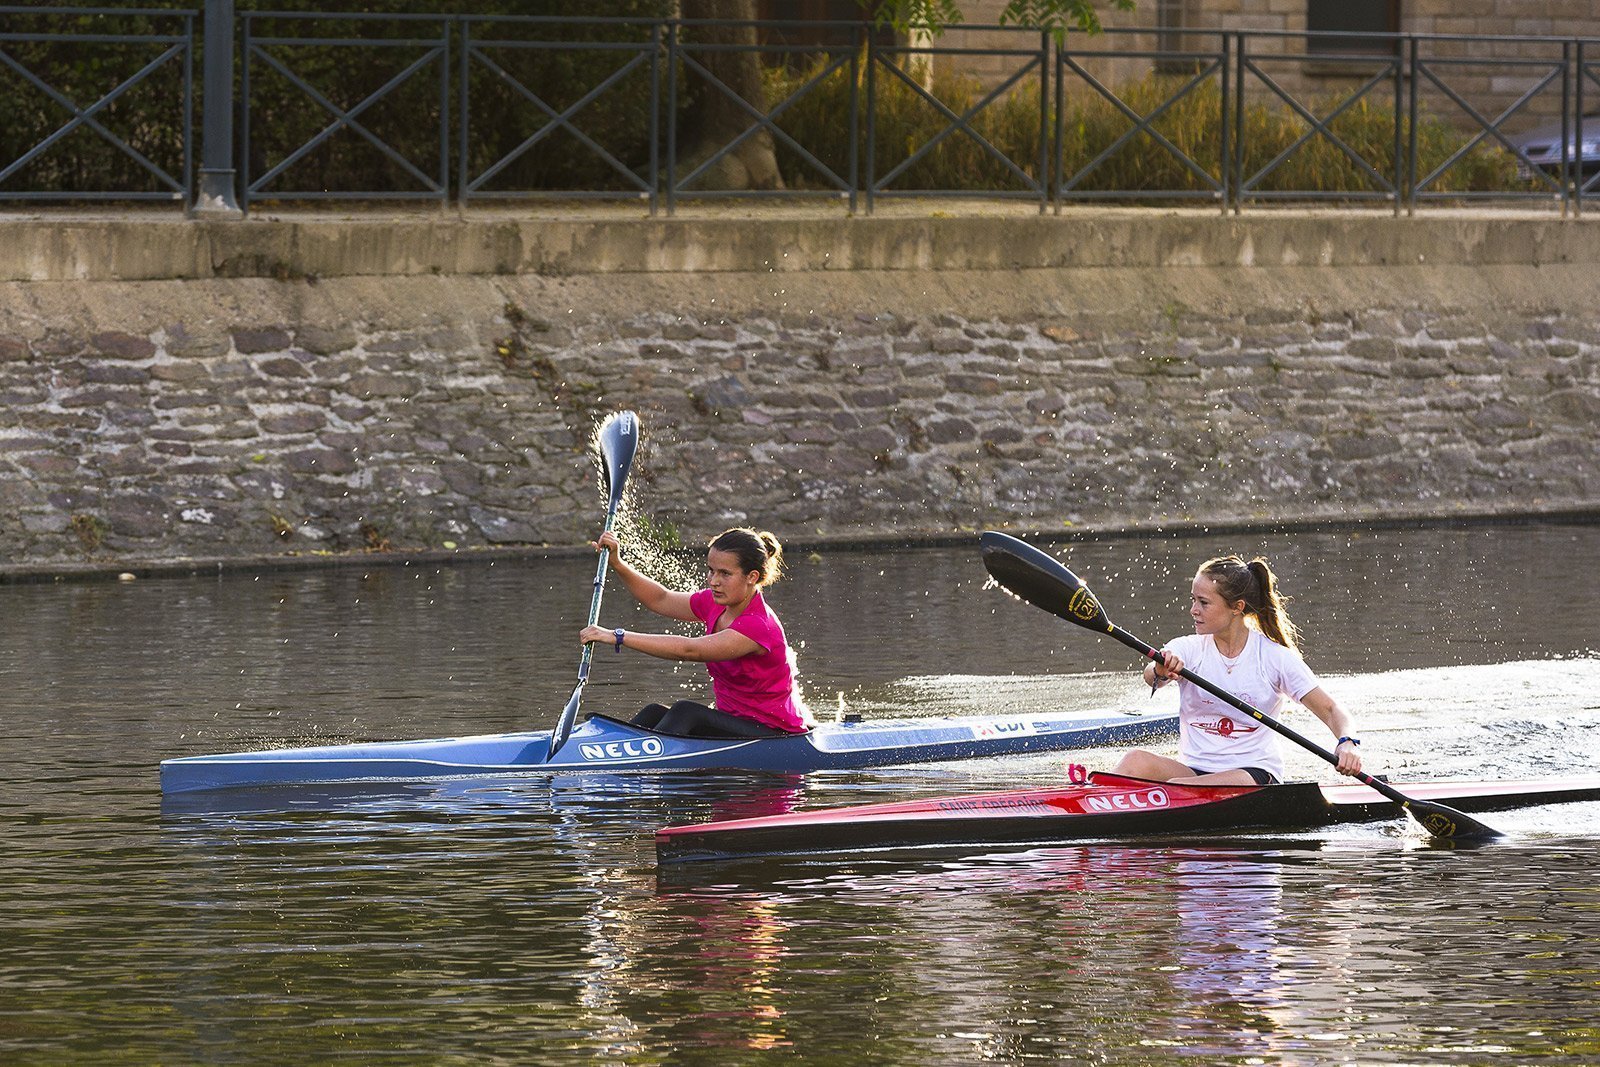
[1301,686,1363,776]
[595,532,696,622]
[580,625,761,663]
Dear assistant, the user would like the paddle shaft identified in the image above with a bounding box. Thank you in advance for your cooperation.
[1106,623,1433,813]
[547,410,640,761]
[574,506,621,686]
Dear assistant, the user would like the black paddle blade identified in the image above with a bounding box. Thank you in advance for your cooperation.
[1408,799,1503,841]
[980,531,1112,634]
[597,410,640,510]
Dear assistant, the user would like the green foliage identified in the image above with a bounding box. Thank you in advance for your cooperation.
[0,6,193,197]
[767,59,1049,192]
[866,0,1135,39]
[237,0,671,199]
[0,4,1535,202]
[769,60,1529,197]
[1062,75,1528,195]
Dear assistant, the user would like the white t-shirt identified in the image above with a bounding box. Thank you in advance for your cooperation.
[1164,630,1321,780]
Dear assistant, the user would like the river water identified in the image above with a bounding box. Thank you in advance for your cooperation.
[4,522,1600,1064]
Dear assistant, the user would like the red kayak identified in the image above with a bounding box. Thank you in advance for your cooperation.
[656,772,1600,863]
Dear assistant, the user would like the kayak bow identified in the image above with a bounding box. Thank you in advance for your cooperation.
[656,772,1600,863]
[159,706,1177,795]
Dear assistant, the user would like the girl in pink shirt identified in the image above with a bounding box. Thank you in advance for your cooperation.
[579,527,813,737]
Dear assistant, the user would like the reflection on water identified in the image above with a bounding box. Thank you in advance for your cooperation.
[3,523,1600,1061]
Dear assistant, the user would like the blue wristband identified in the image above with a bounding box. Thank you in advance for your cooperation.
[1338,736,1360,746]
[613,628,625,652]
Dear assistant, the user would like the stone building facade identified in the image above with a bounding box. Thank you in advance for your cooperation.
[943,1,1600,130]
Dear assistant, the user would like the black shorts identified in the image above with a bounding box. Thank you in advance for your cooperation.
[631,700,794,739]
[1189,764,1279,785]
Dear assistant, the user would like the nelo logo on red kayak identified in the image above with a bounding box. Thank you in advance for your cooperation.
[1084,788,1170,813]
[578,737,666,761]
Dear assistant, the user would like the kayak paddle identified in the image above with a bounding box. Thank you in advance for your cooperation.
[547,410,641,760]
[978,530,1502,842]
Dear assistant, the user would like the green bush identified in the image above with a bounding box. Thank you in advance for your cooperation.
[0,10,1541,203]
[769,59,1532,199]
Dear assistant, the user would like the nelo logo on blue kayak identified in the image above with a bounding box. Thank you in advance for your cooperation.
[1084,789,1169,812]
[578,737,666,761]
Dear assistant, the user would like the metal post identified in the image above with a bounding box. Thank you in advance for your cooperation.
[1222,31,1235,214]
[1392,35,1402,217]
[194,0,242,217]
[458,19,470,209]
[1053,28,1064,216]
[666,20,677,217]
[1577,41,1585,218]
[649,22,661,216]
[847,23,860,216]
[1037,29,1048,215]
[1406,36,1417,216]
[1562,40,1573,219]
[1232,32,1244,214]
[865,31,875,215]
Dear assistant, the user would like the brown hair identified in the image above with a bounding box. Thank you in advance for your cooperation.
[1198,555,1302,651]
[709,528,784,587]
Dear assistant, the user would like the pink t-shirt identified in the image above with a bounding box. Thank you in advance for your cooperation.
[689,588,808,733]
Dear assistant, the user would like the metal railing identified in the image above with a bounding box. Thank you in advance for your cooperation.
[4,10,1600,217]
[460,15,661,209]
[241,10,450,210]
[667,19,862,213]
[0,5,194,205]
[1232,31,1406,210]
[869,25,1050,213]
[1057,30,1229,206]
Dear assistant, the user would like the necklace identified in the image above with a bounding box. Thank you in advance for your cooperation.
[1216,636,1246,672]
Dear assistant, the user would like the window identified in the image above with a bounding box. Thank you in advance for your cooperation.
[1306,0,1400,56]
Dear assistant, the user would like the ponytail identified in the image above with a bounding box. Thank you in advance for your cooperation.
[1199,555,1302,651]
[709,528,784,587]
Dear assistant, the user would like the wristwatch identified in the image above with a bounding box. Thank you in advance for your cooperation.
[613,628,626,652]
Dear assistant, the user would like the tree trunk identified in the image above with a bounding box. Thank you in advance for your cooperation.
[677,0,785,191]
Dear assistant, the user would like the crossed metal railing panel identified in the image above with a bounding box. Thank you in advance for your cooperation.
[1054,29,1229,206]
[1238,60,1402,202]
[666,19,862,212]
[0,5,193,203]
[459,18,660,207]
[1408,37,1568,210]
[241,12,449,209]
[1232,32,1404,209]
[866,27,1050,212]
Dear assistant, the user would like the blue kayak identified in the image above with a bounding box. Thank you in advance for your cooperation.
[159,707,1177,794]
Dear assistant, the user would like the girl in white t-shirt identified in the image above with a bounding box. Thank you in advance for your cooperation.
[1112,555,1364,786]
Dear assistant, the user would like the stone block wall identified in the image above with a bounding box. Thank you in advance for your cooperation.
[1,212,1598,570]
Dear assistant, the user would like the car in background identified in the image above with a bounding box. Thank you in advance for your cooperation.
[1507,113,1600,181]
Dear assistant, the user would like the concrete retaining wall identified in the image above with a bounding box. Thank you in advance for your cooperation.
[2,210,1598,571]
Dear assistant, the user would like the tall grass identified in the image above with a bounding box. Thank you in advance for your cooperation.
[769,58,1531,198]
